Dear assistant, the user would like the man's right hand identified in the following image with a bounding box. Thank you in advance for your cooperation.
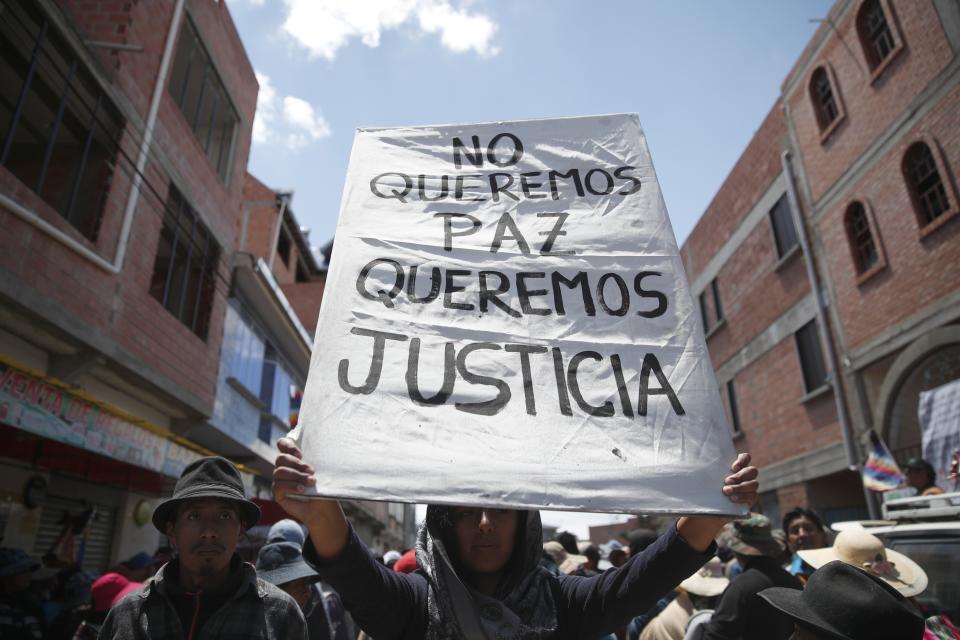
[273,438,350,559]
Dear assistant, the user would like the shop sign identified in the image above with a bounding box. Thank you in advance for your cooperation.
[0,362,201,477]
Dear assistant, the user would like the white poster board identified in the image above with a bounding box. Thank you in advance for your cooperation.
[296,114,742,515]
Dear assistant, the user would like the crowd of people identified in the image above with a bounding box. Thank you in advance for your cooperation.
[0,451,952,639]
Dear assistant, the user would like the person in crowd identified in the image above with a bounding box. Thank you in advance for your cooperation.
[576,545,601,577]
[638,557,728,640]
[273,438,759,639]
[555,531,580,556]
[904,458,945,496]
[112,551,158,583]
[68,572,143,639]
[152,545,173,572]
[758,560,924,640]
[781,507,828,583]
[697,513,802,640]
[0,548,46,640]
[393,548,418,574]
[797,529,927,599]
[540,541,565,576]
[267,518,355,640]
[45,570,96,639]
[100,456,307,639]
[602,540,628,569]
[626,529,659,559]
[258,541,350,640]
[383,550,402,569]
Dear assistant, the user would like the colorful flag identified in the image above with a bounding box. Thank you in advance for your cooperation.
[862,430,906,492]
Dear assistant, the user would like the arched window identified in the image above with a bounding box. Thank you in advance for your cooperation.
[810,67,839,132]
[903,142,950,226]
[857,0,896,70]
[844,202,878,274]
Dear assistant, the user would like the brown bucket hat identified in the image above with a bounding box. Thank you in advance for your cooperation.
[152,456,261,532]
[721,513,784,557]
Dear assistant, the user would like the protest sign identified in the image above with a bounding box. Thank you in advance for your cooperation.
[296,114,742,515]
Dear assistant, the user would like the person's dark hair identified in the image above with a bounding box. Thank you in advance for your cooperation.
[555,531,579,555]
[626,529,658,557]
[781,507,825,535]
[583,545,600,566]
[906,458,937,488]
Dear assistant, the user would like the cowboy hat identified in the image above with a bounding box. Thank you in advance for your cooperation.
[152,457,260,532]
[797,529,927,597]
[759,560,924,640]
[679,557,729,597]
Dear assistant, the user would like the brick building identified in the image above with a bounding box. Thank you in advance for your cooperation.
[0,0,260,571]
[682,0,960,524]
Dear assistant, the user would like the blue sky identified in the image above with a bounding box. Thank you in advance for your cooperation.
[228,0,833,538]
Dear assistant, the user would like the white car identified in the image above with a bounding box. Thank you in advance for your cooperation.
[832,492,960,621]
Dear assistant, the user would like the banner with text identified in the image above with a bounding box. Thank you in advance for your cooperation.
[297,114,741,514]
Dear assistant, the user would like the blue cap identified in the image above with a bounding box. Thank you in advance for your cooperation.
[267,519,306,546]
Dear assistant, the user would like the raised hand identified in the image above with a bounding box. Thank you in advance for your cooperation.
[273,438,350,558]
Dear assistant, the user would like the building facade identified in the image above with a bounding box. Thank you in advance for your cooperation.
[0,0,259,571]
[682,0,960,524]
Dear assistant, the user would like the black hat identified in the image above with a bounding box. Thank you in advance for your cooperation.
[758,560,924,640]
[152,457,261,532]
[255,542,319,587]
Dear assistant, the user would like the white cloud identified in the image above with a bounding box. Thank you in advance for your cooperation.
[417,2,498,57]
[252,71,276,144]
[282,96,332,148]
[281,0,498,61]
[254,71,331,150]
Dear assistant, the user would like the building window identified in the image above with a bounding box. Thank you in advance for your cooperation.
[276,230,291,267]
[0,1,124,242]
[167,18,238,183]
[149,186,221,339]
[857,0,896,71]
[258,343,296,443]
[903,142,950,227]
[295,261,309,283]
[699,291,710,333]
[726,379,742,435]
[700,278,724,335]
[769,194,799,259]
[795,320,828,394]
[810,67,839,132]
[844,202,878,274]
[225,303,265,395]
[710,278,724,323]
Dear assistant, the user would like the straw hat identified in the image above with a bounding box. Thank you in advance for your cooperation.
[679,557,729,597]
[798,529,928,597]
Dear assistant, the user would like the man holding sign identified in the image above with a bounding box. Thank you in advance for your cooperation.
[274,114,760,638]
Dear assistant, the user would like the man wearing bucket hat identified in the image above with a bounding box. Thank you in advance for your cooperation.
[100,456,307,639]
[699,513,802,640]
[758,560,924,639]
[797,529,928,598]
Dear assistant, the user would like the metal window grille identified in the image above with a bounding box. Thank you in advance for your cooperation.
[726,379,742,434]
[769,194,799,258]
[167,18,238,183]
[0,1,124,242]
[845,202,878,273]
[710,278,724,322]
[860,0,895,68]
[795,321,828,394]
[905,143,949,225]
[148,186,220,339]
[812,68,838,129]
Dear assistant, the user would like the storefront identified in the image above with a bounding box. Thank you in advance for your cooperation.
[0,356,220,574]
